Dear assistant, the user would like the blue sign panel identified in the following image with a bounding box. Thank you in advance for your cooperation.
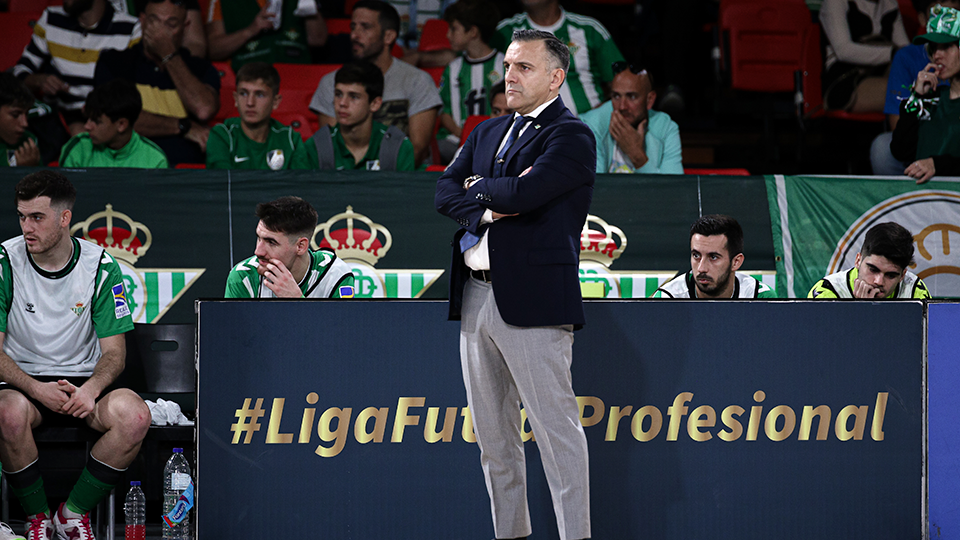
[929,302,960,537]
[197,301,922,539]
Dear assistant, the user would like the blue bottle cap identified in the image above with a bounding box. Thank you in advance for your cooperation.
[173,448,183,453]
[130,481,141,486]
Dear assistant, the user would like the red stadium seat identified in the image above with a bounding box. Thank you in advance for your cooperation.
[175,163,205,169]
[683,168,751,176]
[424,66,445,87]
[0,12,41,71]
[419,19,450,52]
[212,61,237,122]
[459,115,489,146]
[274,112,316,139]
[345,0,360,15]
[273,63,340,117]
[326,18,351,35]
[425,164,446,171]
[8,0,60,12]
[718,0,812,93]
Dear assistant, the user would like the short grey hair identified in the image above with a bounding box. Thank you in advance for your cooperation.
[511,29,569,72]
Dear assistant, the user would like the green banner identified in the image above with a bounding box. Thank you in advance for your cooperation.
[766,175,960,298]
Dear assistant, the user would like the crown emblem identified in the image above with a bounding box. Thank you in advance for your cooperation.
[579,214,626,267]
[71,204,152,265]
[312,206,392,266]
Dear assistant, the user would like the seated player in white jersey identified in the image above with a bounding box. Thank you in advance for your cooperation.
[653,214,777,299]
[0,170,150,540]
[225,196,356,298]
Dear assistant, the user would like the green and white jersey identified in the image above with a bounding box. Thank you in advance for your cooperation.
[225,249,356,298]
[207,118,312,170]
[440,50,505,127]
[652,271,777,299]
[493,9,624,114]
[0,131,38,167]
[0,237,133,377]
[807,268,931,299]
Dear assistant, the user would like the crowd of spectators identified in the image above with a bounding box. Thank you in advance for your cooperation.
[0,0,956,180]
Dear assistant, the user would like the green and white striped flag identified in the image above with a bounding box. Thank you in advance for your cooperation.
[766,175,960,298]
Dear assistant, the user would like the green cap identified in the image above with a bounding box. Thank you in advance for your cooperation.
[914,5,960,45]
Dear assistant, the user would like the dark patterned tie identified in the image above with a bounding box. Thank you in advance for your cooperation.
[493,115,532,178]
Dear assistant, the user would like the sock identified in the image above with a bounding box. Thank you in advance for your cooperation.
[3,460,49,516]
[64,455,125,515]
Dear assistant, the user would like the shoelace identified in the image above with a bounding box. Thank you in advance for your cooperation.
[26,515,49,540]
[61,515,92,540]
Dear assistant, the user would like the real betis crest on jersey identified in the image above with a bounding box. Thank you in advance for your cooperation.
[70,204,205,323]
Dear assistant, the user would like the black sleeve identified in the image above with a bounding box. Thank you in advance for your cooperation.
[931,154,960,175]
[890,98,921,163]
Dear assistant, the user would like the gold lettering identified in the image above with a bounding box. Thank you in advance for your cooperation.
[687,405,716,442]
[316,407,353,457]
[605,406,633,441]
[577,396,605,427]
[424,407,458,443]
[764,405,796,442]
[747,390,765,441]
[666,392,693,441]
[461,407,476,443]
[718,405,744,441]
[354,407,388,443]
[871,392,888,441]
[266,398,294,444]
[798,405,831,441]
[299,392,319,443]
[391,397,425,442]
[521,408,535,442]
[631,405,663,442]
[835,405,868,441]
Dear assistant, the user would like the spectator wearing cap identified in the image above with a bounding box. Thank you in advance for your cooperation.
[871,0,960,175]
[891,5,960,183]
[579,62,682,174]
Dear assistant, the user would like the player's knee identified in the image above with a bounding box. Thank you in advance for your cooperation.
[0,392,33,439]
[109,390,151,441]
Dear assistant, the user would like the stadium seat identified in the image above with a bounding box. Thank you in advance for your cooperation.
[425,164,446,171]
[898,0,920,38]
[274,112,316,139]
[327,17,351,35]
[213,61,237,122]
[459,115,490,146]
[273,63,339,131]
[175,163,205,169]
[8,0,59,12]
[0,12,41,71]
[718,0,812,93]
[345,0,360,15]
[683,168,751,176]
[419,19,450,52]
[797,25,886,124]
[424,66,445,86]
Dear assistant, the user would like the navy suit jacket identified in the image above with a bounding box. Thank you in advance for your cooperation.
[435,96,597,327]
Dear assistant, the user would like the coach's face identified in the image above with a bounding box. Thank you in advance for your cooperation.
[17,196,70,256]
[503,40,565,115]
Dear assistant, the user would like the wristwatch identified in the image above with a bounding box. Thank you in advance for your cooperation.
[177,118,191,137]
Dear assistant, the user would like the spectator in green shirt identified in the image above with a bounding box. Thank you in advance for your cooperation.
[0,73,41,168]
[308,61,415,171]
[60,79,169,168]
[207,62,313,170]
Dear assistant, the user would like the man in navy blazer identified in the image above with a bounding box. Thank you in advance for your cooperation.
[435,29,596,540]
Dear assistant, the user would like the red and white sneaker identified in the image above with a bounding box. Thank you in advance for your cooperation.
[24,512,52,540]
[52,503,94,540]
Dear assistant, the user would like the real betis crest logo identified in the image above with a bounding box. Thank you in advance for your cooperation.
[313,206,443,298]
[71,302,85,317]
[71,204,205,323]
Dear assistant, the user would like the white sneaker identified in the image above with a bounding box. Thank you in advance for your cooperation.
[0,522,25,540]
[52,503,94,540]
[24,513,51,540]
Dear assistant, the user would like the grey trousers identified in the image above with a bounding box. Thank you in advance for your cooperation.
[460,277,591,540]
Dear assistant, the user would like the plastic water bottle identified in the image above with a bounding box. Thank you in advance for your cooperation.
[124,481,145,540]
[162,448,193,540]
